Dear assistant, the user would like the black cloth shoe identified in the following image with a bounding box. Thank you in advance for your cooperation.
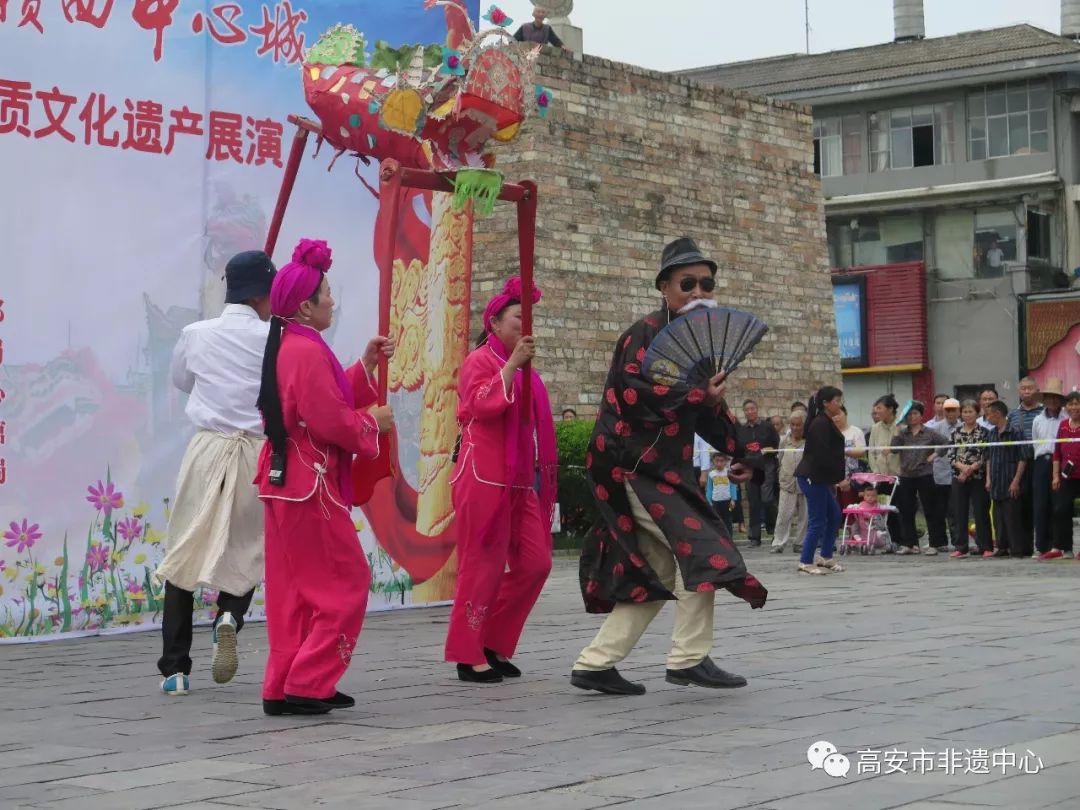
[263,698,331,716]
[748,539,762,547]
[485,649,522,678]
[570,667,646,696]
[991,549,1011,558]
[325,691,355,709]
[284,694,341,712]
[456,664,503,683]
[666,656,747,689]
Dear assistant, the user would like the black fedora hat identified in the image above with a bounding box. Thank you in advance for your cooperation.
[656,237,717,289]
[224,250,276,304]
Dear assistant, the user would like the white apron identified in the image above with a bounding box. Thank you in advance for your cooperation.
[154,430,264,595]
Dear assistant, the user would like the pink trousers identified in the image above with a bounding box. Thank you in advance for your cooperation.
[445,484,552,666]
[262,498,370,700]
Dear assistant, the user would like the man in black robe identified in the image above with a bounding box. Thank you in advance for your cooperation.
[570,238,768,696]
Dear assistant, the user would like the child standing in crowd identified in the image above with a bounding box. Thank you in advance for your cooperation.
[1052,391,1080,560]
[985,400,1030,558]
[706,453,734,537]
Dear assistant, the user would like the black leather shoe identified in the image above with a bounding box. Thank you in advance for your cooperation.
[263,698,331,716]
[457,664,503,683]
[666,656,747,689]
[485,649,522,678]
[325,691,355,709]
[570,667,646,696]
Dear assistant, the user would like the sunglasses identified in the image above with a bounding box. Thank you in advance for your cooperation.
[678,275,716,293]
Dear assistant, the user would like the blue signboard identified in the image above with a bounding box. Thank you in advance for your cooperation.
[833,277,868,368]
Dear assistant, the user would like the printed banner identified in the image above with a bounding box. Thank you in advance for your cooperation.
[0,0,479,639]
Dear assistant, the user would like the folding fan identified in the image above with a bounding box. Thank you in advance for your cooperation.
[642,307,769,388]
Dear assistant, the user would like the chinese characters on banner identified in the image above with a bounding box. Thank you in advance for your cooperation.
[1,78,284,166]
[2,0,308,65]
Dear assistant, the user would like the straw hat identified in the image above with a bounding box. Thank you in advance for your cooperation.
[1041,377,1065,401]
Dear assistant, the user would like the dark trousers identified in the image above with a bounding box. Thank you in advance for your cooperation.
[158,581,255,677]
[712,499,734,538]
[896,474,946,549]
[1032,456,1056,553]
[877,481,902,546]
[798,478,841,565]
[1018,467,1035,556]
[747,480,776,540]
[1052,477,1079,553]
[952,477,992,553]
[936,483,958,546]
[991,498,1025,557]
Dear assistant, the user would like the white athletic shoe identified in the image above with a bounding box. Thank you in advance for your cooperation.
[211,612,239,684]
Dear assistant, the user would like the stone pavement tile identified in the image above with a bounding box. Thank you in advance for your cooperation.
[26,778,272,810]
[0,782,106,806]
[225,775,462,810]
[374,752,534,783]
[382,768,584,805]
[217,755,423,789]
[559,761,746,799]
[901,764,1076,807]
[53,758,266,791]
[0,744,117,769]
[591,785,756,810]
[746,775,949,810]
[472,788,623,810]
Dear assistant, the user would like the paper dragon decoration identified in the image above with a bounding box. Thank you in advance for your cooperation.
[302,1,552,213]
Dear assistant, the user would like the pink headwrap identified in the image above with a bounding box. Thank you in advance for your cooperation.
[269,238,357,507]
[478,277,559,531]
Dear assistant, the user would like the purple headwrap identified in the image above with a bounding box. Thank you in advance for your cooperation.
[268,238,357,506]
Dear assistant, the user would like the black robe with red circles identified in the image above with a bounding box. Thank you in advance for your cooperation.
[579,309,769,614]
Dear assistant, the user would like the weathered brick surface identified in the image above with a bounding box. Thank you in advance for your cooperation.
[474,51,839,418]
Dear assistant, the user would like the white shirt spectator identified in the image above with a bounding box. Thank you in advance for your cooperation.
[693,434,716,471]
[842,424,866,477]
[1032,410,1066,459]
[926,417,960,484]
[987,247,1005,268]
[170,304,269,436]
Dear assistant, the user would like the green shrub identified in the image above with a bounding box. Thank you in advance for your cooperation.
[555,420,599,538]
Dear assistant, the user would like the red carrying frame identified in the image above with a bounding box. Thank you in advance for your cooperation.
[264,116,539,504]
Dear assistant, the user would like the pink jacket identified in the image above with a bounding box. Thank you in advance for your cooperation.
[256,332,379,509]
[451,344,527,490]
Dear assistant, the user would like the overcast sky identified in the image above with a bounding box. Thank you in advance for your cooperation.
[497,0,1065,72]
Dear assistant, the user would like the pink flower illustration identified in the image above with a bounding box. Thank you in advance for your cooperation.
[116,517,142,542]
[86,481,124,516]
[86,544,109,572]
[4,519,42,553]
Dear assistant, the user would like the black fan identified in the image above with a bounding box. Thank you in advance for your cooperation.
[643,307,769,388]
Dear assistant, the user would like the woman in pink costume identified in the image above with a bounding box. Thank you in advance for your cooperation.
[445,277,558,683]
[255,238,394,715]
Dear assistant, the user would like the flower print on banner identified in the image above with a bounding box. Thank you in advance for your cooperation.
[4,520,42,554]
[85,544,108,573]
[86,480,124,516]
[116,517,142,542]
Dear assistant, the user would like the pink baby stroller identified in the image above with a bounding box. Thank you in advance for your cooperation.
[838,472,899,555]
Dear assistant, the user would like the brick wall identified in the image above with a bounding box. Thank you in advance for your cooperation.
[473,51,839,420]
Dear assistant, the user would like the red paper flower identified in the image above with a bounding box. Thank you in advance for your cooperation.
[595,484,610,501]
[696,582,717,593]
[653,384,670,396]
[663,409,678,422]
[688,389,706,405]
[636,347,646,362]
[623,335,633,349]
[586,579,599,594]
[612,563,624,577]
[616,421,632,437]
[641,447,659,464]
[683,517,702,530]
[585,452,593,469]
[611,467,625,483]
[606,388,617,405]
[663,471,681,485]
[656,482,675,495]
[675,541,693,556]
[624,362,641,375]
[596,435,606,452]
[623,389,638,406]
[630,586,649,602]
[629,553,645,568]
[647,503,665,520]
[682,445,693,461]
[616,515,634,532]
[709,554,730,569]
[664,423,680,437]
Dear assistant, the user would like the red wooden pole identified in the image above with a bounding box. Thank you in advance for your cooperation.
[516,181,538,412]
[263,124,311,258]
[375,160,405,406]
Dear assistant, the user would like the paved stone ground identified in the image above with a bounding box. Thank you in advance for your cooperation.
[2,546,1080,810]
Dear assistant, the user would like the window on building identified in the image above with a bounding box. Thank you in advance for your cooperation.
[1027,209,1052,262]
[869,104,956,172]
[814,115,864,177]
[827,213,924,268]
[933,210,975,280]
[974,208,1019,278]
[968,80,1049,160]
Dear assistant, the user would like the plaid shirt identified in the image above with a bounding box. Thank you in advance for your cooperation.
[947,424,990,479]
[1007,403,1043,440]
[986,424,1031,500]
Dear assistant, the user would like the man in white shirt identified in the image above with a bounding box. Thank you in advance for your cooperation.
[154,251,275,697]
[1032,379,1067,559]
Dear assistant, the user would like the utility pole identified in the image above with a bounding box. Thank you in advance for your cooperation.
[805,0,810,53]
